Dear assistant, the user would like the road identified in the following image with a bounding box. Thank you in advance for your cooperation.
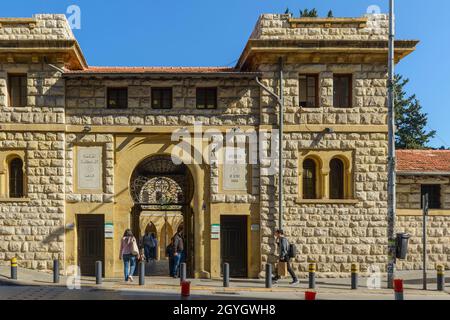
[1,285,449,300]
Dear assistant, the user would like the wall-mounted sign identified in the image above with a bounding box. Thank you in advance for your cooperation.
[211,224,220,240]
[105,222,113,239]
[251,224,260,231]
[223,147,247,191]
[77,146,103,190]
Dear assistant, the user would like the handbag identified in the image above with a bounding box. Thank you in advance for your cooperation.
[131,238,140,256]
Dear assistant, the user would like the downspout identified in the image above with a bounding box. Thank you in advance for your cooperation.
[255,57,285,230]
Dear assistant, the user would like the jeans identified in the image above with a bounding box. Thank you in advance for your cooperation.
[171,251,183,277]
[144,245,152,261]
[168,257,174,277]
[123,254,136,281]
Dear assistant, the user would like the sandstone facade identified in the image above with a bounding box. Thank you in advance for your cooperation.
[0,13,433,278]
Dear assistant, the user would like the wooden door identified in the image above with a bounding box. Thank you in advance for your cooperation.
[220,215,248,277]
[77,215,105,276]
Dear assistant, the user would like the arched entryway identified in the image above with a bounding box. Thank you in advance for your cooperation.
[130,154,194,276]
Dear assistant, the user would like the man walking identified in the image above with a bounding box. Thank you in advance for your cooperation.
[171,225,184,278]
[273,229,299,285]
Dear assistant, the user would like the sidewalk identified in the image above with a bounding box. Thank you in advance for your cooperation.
[1,265,449,300]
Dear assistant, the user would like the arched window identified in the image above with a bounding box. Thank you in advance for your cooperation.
[9,157,24,198]
[330,158,344,199]
[303,159,317,199]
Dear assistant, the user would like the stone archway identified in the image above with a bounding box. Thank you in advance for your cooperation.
[130,154,194,276]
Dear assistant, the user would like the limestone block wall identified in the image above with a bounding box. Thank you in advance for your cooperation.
[0,63,65,124]
[258,63,388,126]
[65,78,260,126]
[0,14,75,41]
[397,216,450,270]
[259,132,389,277]
[0,131,65,270]
[250,14,389,41]
[397,175,450,209]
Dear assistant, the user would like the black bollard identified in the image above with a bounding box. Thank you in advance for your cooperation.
[95,261,102,285]
[53,260,60,284]
[265,264,272,289]
[437,265,445,292]
[180,263,187,283]
[11,258,17,280]
[308,263,316,289]
[351,263,358,290]
[139,261,145,286]
[223,263,230,288]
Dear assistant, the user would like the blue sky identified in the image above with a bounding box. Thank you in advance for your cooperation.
[2,0,449,148]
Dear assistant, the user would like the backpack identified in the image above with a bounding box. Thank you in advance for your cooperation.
[288,243,297,258]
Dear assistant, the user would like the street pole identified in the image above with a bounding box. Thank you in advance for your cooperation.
[278,57,284,231]
[422,193,429,290]
[387,0,397,289]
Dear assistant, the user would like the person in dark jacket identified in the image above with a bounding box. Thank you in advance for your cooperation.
[273,229,298,285]
[166,238,175,277]
[171,225,184,278]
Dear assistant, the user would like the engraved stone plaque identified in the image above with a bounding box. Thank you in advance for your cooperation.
[222,147,247,191]
[77,146,103,190]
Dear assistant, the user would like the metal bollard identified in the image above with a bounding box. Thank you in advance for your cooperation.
[223,263,230,288]
[10,257,17,280]
[308,263,316,289]
[437,265,445,292]
[351,263,358,290]
[139,261,145,286]
[180,263,187,283]
[53,260,60,284]
[394,279,404,300]
[95,261,102,285]
[265,264,272,289]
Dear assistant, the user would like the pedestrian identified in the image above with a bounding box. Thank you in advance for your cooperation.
[171,225,184,278]
[166,237,175,277]
[150,233,158,260]
[273,229,299,285]
[142,231,154,262]
[119,229,139,282]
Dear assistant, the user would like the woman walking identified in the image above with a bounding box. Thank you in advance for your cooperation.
[119,229,139,282]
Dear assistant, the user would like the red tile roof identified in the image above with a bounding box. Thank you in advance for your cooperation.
[65,66,238,74]
[396,150,450,173]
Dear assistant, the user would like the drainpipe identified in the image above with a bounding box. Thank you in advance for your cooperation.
[387,0,397,289]
[255,57,285,230]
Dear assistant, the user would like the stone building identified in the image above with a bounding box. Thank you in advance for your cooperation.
[0,13,432,279]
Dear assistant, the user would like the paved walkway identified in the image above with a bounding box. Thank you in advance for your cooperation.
[1,265,449,300]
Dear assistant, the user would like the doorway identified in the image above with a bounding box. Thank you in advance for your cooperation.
[77,214,105,276]
[220,215,248,278]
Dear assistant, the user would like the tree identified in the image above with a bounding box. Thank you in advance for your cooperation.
[300,8,318,17]
[394,75,436,149]
[327,10,334,18]
[284,8,291,14]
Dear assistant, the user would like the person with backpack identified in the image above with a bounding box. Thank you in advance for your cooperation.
[142,231,155,263]
[150,233,158,260]
[273,229,299,285]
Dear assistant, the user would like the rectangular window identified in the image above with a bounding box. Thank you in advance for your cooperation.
[196,87,217,109]
[107,87,128,109]
[152,88,172,109]
[299,74,318,108]
[421,184,441,209]
[8,74,27,107]
[333,74,352,108]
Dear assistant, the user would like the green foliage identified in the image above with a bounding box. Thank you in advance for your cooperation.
[285,7,291,15]
[300,8,318,17]
[327,10,334,18]
[394,75,436,149]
